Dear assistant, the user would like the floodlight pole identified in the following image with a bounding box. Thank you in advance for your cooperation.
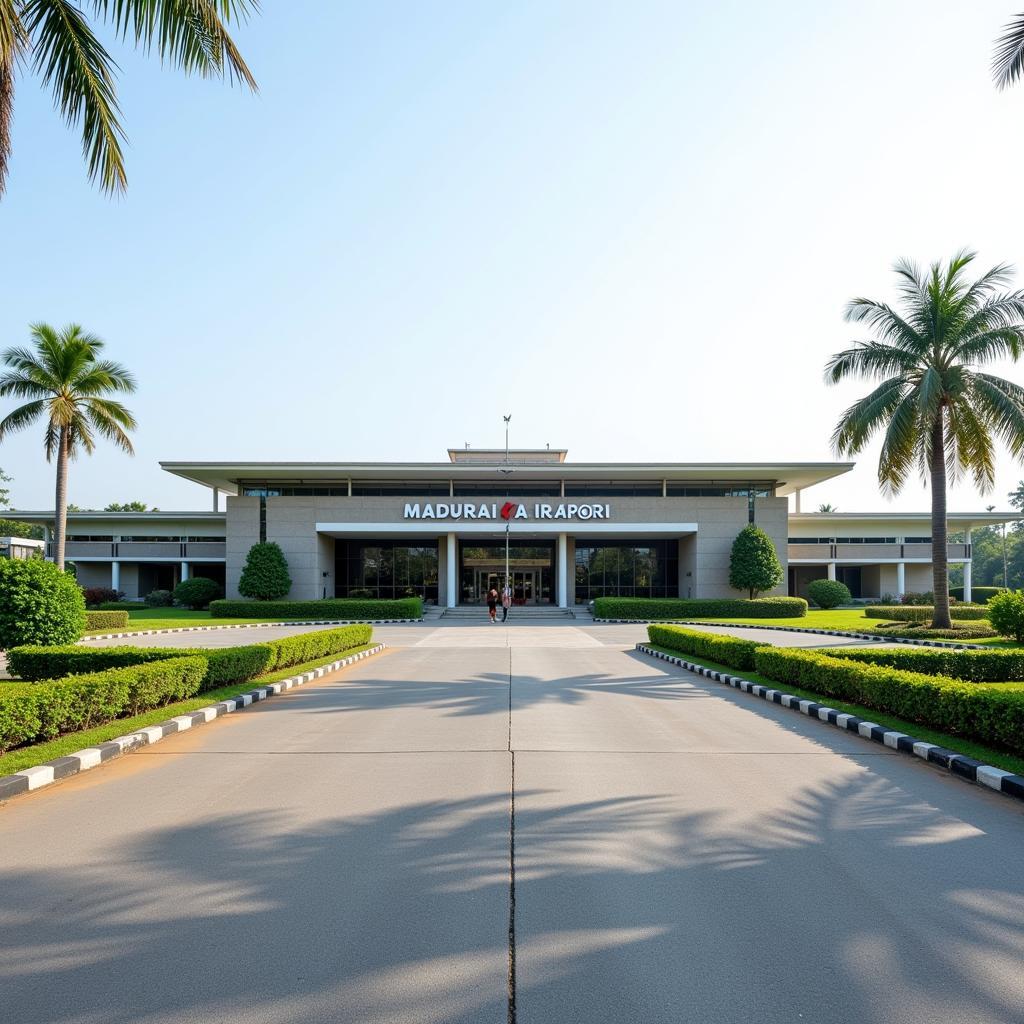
[504,414,511,594]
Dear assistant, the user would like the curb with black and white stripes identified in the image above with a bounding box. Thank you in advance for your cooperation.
[0,643,387,802]
[636,643,1024,804]
[593,618,985,649]
[83,619,421,641]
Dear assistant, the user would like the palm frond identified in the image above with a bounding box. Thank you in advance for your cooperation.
[994,11,1024,89]
[830,377,906,455]
[970,373,1024,460]
[946,401,996,492]
[23,0,127,193]
[0,399,46,441]
[73,358,137,395]
[85,397,135,452]
[842,298,925,351]
[876,391,920,494]
[824,342,918,384]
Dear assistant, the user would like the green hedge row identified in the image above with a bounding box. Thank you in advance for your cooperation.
[647,624,765,670]
[817,646,1024,682]
[752,647,1024,757]
[950,587,1005,604]
[0,656,208,753]
[594,597,807,620]
[9,625,373,686]
[96,601,143,611]
[869,622,998,640]
[864,605,990,622]
[84,610,130,631]
[208,598,422,620]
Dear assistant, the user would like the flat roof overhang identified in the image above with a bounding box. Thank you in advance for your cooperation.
[790,511,1022,528]
[9,510,226,523]
[161,461,854,497]
[316,521,698,540]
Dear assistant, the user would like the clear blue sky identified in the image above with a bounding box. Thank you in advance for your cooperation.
[2,1,1024,513]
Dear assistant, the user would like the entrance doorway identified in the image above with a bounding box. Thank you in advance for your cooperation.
[472,569,539,605]
[459,541,554,605]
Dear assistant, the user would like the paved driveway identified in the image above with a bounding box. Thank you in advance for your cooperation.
[2,625,1022,1023]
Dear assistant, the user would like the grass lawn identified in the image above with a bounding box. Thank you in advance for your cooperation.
[85,607,310,634]
[646,643,1024,776]
[0,643,378,777]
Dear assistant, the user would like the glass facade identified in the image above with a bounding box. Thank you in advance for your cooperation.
[334,540,439,601]
[574,540,679,603]
[459,543,554,604]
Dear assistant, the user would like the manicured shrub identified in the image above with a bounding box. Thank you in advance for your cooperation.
[81,586,123,608]
[209,597,423,620]
[950,586,1005,604]
[238,541,292,600]
[864,604,990,622]
[751,646,1024,757]
[0,656,208,753]
[145,589,174,607]
[260,624,373,670]
[84,610,129,631]
[97,601,143,610]
[869,622,998,640]
[898,591,934,606]
[728,525,783,598]
[0,559,86,650]
[592,597,807,620]
[806,579,852,609]
[173,576,223,610]
[816,646,1024,682]
[647,624,766,671]
[987,590,1024,642]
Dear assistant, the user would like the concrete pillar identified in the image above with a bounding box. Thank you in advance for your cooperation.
[557,532,568,608]
[212,487,219,511]
[794,489,802,514]
[181,561,190,583]
[827,562,836,581]
[111,560,120,593]
[896,561,906,597]
[446,533,457,608]
[963,560,972,603]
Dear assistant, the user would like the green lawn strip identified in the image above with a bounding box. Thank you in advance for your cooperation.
[0,644,378,777]
[645,643,1024,777]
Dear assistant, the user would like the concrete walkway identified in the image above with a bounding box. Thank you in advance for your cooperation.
[2,625,1022,1023]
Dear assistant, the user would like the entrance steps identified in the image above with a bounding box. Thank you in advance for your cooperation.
[441,605,576,620]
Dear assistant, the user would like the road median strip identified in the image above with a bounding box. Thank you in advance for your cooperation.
[0,643,386,801]
[635,643,1024,804]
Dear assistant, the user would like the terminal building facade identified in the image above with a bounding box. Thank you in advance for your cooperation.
[13,447,1015,606]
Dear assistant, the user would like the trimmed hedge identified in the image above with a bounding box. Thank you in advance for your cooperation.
[593,597,807,620]
[869,622,998,640]
[0,559,86,649]
[84,610,130,631]
[752,647,1024,757]
[816,646,1024,682]
[9,625,373,687]
[864,605,990,622]
[97,601,144,611]
[647,624,766,670]
[950,587,1005,604]
[0,656,208,753]
[806,578,852,609]
[208,598,422,620]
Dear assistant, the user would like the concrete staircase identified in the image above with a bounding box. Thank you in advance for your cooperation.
[440,604,576,620]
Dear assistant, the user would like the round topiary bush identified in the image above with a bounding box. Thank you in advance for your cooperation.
[0,558,87,649]
[728,525,783,598]
[173,576,224,610]
[987,589,1024,642]
[238,541,292,600]
[806,578,852,609]
[145,588,174,607]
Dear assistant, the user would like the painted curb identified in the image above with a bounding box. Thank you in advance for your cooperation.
[635,643,1024,804]
[593,618,986,649]
[82,619,421,641]
[0,643,387,802]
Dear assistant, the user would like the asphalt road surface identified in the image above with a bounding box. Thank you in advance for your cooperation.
[2,623,1023,1023]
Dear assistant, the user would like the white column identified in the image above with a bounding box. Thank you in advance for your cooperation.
[827,561,836,581]
[794,489,802,514]
[896,561,906,597]
[557,532,568,608]
[446,532,457,608]
[181,561,190,582]
[212,487,219,511]
[111,560,120,593]
[963,560,972,603]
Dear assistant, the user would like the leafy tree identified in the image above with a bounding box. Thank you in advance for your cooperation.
[0,557,85,648]
[0,1,257,196]
[238,541,292,600]
[0,323,137,570]
[0,516,40,538]
[827,252,1024,628]
[728,525,783,598]
[104,500,155,511]
[993,13,1024,88]
[0,465,9,507]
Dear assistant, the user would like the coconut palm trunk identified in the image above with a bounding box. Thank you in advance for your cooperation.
[930,416,951,628]
[53,425,69,571]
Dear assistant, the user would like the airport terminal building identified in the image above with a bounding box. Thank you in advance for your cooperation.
[13,447,1015,606]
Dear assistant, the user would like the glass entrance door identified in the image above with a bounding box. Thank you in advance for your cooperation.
[471,568,540,605]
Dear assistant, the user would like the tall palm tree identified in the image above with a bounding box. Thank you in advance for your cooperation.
[0,1,257,197]
[0,323,136,569]
[826,251,1024,628]
[994,12,1024,88]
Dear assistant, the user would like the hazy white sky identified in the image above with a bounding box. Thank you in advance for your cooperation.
[2,1,1024,514]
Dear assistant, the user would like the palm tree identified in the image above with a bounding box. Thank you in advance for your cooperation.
[826,251,1024,628]
[994,12,1024,88]
[0,1,257,197]
[817,503,838,512]
[0,323,136,569]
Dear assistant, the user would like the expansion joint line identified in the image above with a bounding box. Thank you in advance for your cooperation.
[506,646,517,1023]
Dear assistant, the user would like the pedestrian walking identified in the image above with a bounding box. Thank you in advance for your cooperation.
[487,586,499,623]
[501,584,512,622]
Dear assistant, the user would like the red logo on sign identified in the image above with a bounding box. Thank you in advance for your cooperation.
[500,502,517,521]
